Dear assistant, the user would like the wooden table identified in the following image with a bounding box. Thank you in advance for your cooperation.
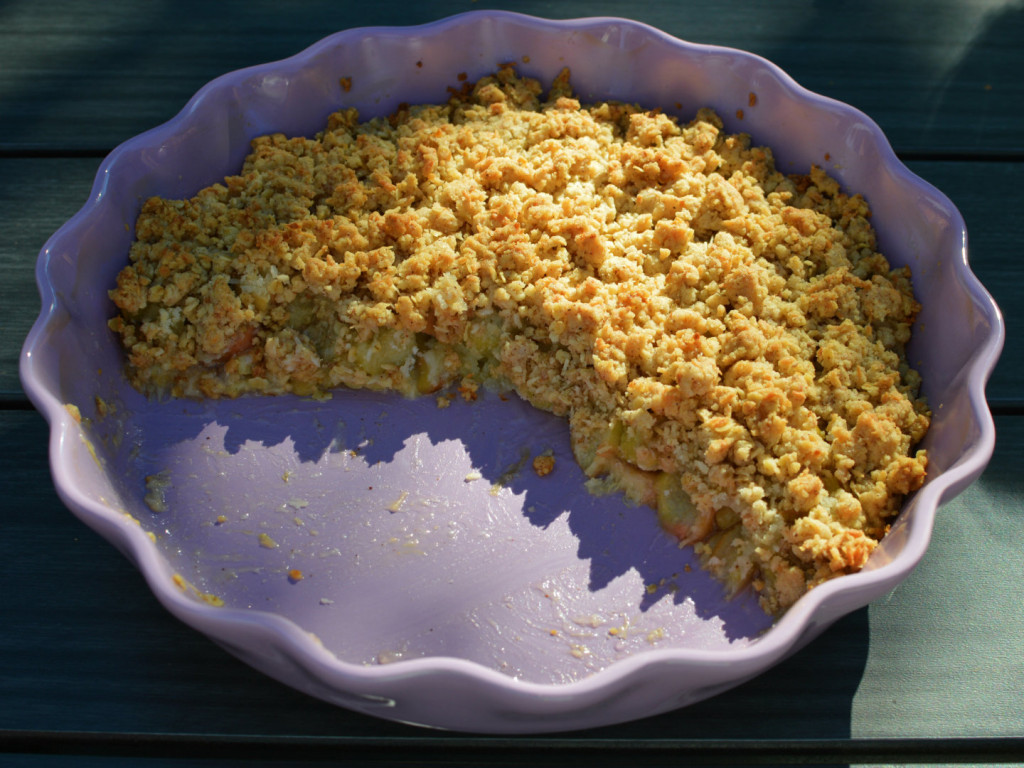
[2,1,1022,764]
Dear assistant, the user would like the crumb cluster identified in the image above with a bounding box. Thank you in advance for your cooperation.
[109,65,929,614]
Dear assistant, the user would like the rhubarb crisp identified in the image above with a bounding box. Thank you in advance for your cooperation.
[108,65,930,615]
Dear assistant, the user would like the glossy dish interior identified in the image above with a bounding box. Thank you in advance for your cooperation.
[20,11,1002,733]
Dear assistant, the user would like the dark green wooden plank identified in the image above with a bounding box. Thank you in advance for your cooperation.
[0,158,102,401]
[2,407,1023,742]
[3,157,1019,402]
[2,733,1022,767]
[904,159,1023,407]
[853,416,1024,737]
[0,0,1021,155]
[0,759,329,768]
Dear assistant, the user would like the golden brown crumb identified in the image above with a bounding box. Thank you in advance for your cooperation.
[109,65,928,615]
[533,452,556,477]
[143,471,171,513]
[339,77,352,92]
[288,569,304,582]
[458,377,479,402]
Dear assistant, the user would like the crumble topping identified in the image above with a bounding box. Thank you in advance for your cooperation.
[109,65,929,614]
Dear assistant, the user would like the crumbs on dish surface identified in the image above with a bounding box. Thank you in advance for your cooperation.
[532,452,555,477]
[109,65,929,615]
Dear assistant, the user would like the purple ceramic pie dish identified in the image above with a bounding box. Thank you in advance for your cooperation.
[20,12,1003,732]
